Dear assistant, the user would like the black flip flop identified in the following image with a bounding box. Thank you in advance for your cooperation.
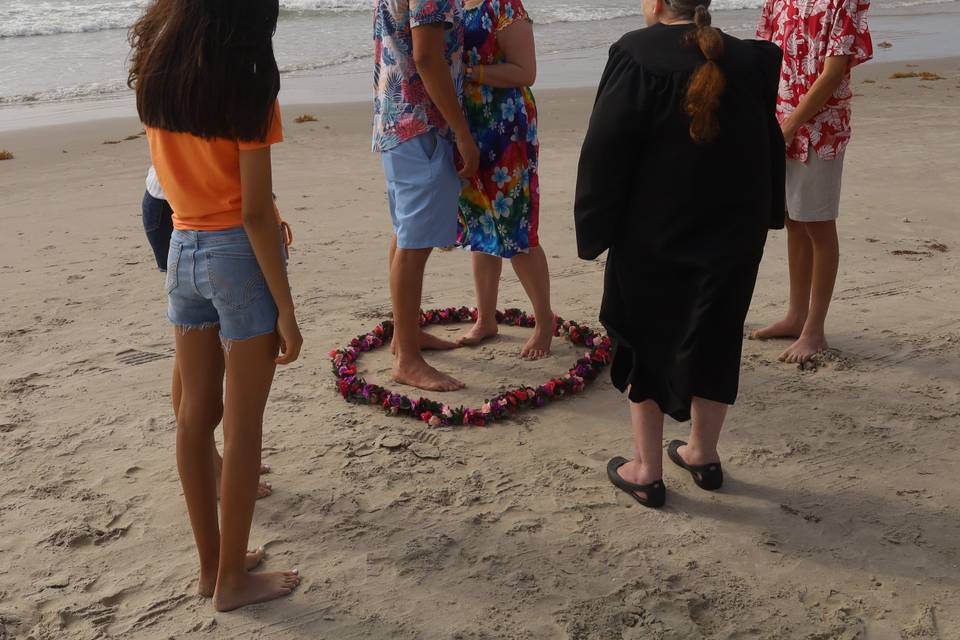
[667,440,723,491]
[606,457,666,509]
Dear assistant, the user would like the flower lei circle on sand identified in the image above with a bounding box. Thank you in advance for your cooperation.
[330,307,613,427]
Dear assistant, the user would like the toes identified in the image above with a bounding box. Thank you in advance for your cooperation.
[260,464,271,475]
[257,482,273,498]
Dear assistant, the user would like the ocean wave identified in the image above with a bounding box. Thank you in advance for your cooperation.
[0,79,131,106]
[279,51,372,73]
[0,1,146,38]
[0,53,375,106]
[0,0,367,38]
[2,0,958,39]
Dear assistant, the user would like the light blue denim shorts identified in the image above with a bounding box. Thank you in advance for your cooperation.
[165,226,284,342]
[381,131,461,249]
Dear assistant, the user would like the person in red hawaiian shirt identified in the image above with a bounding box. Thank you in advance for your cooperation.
[753,0,872,363]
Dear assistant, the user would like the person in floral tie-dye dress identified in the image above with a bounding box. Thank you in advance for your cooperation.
[456,0,554,360]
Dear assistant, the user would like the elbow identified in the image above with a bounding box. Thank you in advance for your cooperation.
[524,69,537,87]
[241,207,271,227]
[412,50,439,72]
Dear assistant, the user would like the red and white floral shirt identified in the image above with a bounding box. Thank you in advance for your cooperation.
[757,0,873,161]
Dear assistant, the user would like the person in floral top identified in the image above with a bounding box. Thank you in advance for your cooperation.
[754,0,872,364]
[373,0,480,392]
[455,0,554,360]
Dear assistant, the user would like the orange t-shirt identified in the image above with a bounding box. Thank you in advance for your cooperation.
[146,101,283,231]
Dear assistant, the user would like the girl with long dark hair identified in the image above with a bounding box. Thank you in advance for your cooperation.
[129,0,302,609]
[575,0,785,508]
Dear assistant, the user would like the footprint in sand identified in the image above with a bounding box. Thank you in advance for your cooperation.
[409,429,441,459]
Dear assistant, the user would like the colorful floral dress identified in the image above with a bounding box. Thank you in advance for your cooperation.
[457,0,539,258]
[757,0,873,161]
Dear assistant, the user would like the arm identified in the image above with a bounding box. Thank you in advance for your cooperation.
[412,23,480,177]
[239,147,302,364]
[756,42,786,229]
[574,47,644,260]
[781,55,851,144]
[467,20,536,88]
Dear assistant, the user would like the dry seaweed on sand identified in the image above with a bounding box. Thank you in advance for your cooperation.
[0,150,13,161]
[295,114,318,123]
[890,71,945,80]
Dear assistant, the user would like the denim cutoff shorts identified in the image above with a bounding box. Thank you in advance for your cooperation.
[166,226,285,342]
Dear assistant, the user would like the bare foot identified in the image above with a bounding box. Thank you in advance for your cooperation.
[198,548,268,598]
[779,334,828,364]
[213,570,301,612]
[260,463,271,475]
[256,481,273,499]
[391,330,461,354]
[419,331,461,351]
[393,360,465,392]
[458,319,499,346]
[520,327,553,360]
[750,317,806,340]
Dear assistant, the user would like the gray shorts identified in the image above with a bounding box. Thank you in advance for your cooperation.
[786,150,845,222]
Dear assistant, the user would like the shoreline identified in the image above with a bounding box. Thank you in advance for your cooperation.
[1,3,959,133]
[1,55,957,145]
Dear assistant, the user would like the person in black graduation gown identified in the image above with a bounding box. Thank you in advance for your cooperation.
[574,0,785,508]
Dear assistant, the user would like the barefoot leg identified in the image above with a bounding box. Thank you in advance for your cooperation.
[213,332,300,611]
[615,399,664,502]
[459,252,501,346]
[173,327,225,598]
[511,245,554,359]
[387,235,462,353]
[391,245,464,391]
[752,217,812,340]
[213,447,272,500]
[780,220,837,363]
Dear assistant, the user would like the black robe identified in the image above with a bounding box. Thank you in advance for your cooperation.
[574,23,785,421]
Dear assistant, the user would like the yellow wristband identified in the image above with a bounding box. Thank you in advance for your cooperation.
[477,65,485,84]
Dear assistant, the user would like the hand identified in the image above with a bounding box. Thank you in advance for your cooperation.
[275,309,303,365]
[456,134,480,179]
[781,122,798,147]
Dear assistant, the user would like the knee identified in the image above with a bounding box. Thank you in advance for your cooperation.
[393,247,432,269]
[176,401,222,435]
[805,221,838,244]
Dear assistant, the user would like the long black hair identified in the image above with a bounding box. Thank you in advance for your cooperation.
[128,0,281,142]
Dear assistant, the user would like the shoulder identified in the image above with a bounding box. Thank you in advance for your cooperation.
[725,33,782,62]
[607,26,676,75]
[612,25,665,58]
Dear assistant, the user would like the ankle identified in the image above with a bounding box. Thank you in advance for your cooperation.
[394,350,426,368]
[475,314,498,327]
[216,568,248,590]
[199,563,219,580]
[682,442,719,465]
[784,312,808,326]
[630,460,662,484]
[799,325,826,340]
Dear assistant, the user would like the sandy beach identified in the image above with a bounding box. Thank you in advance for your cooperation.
[1,56,959,639]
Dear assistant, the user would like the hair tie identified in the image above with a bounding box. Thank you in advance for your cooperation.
[694,5,712,27]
